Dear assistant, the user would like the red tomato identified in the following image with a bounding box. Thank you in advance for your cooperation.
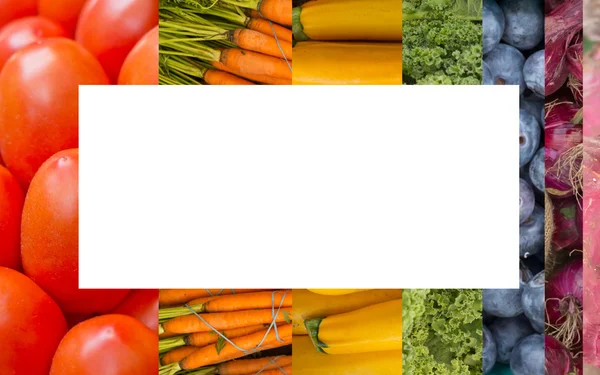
[76,0,158,83]
[38,0,86,36]
[0,37,108,189]
[50,314,158,375]
[0,0,37,29]
[0,16,68,72]
[118,25,158,85]
[0,267,68,375]
[0,166,24,270]
[21,149,130,314]
[112,289,159,331]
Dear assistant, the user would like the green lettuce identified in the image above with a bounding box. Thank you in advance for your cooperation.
[402,289,482,375]
[402,0,482,85]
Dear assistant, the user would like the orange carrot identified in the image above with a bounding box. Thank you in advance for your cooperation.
[181,325,292,371]
[254,365,292,375]
[160,308,292,334]
[246,9,262,18]
[161,346,198,366]
[203,290,292,313]
[220,49,291,80]
[217,356,292,375]
[160,331,180,339]
[159,289,265,306]
[160,325,266,353]
[229,29,292,60]
[204,69,255,85]
[246,17,293,43]
[212,62,291,85]
[189,325,265,347]
[258,0,292,26]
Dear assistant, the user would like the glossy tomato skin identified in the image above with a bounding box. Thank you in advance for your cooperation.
[0,166,24,269]
[0,0,37,29]
[50,314,158,375]
[0,37,108,189]
[38,0,87,36]
[112,289,159,331]
[0,267,68,375]
[0,16,68,72]
[118,26,158,85]
[21,149,130,314]
[76,0,158,83]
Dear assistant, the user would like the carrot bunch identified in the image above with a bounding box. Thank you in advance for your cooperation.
[159,289,293,375]
[159,0,292,85]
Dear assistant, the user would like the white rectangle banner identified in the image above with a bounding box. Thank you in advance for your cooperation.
[79,85,520,289]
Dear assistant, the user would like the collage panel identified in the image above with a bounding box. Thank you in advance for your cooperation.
[158,0,292,85]
[292,0,402,84]
[292,289,402,374]
[546,0,584,372]
[482,0,547,373]
[0,0,160,374]
[584,3,599,373]
[158,289,292,375]
[402,0,482,84]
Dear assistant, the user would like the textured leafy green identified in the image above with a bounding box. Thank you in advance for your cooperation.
[402,0,482,85]
[402,289,483,375]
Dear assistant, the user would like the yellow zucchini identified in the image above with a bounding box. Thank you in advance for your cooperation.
[304,299,402,355]
[292,42,402,85]
[292,289,402,335]
[293,336,402,375]
[292,0,402,42]
[307,289,368,296]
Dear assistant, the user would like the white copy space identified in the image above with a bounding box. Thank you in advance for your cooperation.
[79,85,520,289]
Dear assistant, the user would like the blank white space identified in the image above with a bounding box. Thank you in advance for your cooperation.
[79,85,520,289]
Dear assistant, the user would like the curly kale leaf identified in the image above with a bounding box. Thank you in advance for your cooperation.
[402,18,482,85]
[402,289,482,375]
[403,0,482,18]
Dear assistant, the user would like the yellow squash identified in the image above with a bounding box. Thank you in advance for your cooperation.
[304,299,402,354]
[293,336,402,375]
[292,42,402,85]
[292,289,402,335]
[293,0,402,42]
[307,289,368,296]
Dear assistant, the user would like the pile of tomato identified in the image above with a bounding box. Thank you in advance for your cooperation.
[0,1,159,374]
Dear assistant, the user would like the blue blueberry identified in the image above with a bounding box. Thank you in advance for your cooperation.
[484,61,494,85]
[528,148,544,192]
[519,109,540,167]
[521,271,544,333]
[499,0,544,51]
[523,50,544,98]
[520,178,535,224]
[489,315,535,363]
[519,95,543,128]
[520,205,544,258]
[484,0,505,55]
[485,44,525,94]
[483,325,497,374]
[483,288,523,318]
[510,334,544,375]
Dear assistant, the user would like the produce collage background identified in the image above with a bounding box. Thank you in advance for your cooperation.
[0,0,596,374]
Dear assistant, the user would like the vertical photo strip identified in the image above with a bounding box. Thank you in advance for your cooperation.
[483,0,546,373]
[0,0,159,374]
[584,0,598,371]
[546,0,584,372]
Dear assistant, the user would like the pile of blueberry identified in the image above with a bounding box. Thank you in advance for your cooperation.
[483,0,545,374]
